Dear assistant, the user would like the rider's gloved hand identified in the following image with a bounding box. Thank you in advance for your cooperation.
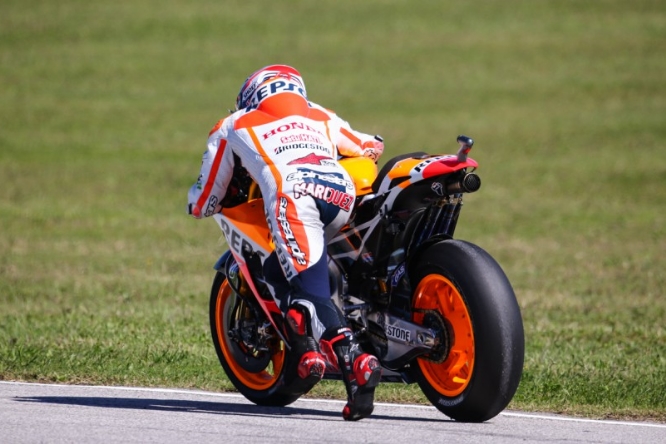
[362,135,384,162]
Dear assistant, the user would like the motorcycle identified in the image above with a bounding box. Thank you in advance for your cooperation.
[208,135,524,422]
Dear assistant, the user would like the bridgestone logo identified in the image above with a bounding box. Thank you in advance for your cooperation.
[274,142,328,155]
[386,324,411,342]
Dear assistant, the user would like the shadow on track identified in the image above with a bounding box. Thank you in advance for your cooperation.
[13,396,453,423]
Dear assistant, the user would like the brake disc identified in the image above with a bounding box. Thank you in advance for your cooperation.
[227,301,273,372]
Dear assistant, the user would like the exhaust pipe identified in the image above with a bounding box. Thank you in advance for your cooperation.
[446,172,481,194]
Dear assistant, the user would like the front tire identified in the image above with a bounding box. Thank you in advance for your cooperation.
[409,240,524,422]
[209,271,303,406]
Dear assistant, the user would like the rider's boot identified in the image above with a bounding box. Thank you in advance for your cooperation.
[285,305,326,388]
[320,327,382,421]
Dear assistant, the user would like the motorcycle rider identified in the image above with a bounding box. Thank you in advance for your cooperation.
[187,65,384,420]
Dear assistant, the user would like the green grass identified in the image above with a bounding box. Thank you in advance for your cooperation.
[1,0,665,422]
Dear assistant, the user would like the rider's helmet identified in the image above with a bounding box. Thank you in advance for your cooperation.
[235,64,307,110]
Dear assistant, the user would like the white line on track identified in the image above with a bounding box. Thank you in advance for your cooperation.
[2,381,664,429]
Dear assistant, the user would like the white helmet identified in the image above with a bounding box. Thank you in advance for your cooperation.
[235,64,307,110]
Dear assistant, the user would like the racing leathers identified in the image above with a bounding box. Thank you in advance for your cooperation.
[188,77,383,420]
[188,80,382,300]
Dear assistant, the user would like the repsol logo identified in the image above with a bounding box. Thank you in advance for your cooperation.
[413,155,456,173]
[256,80,306,107]
[217,218,267,261]
[263,120,324,140]
[386,324,411,342]
[413,157,438,173]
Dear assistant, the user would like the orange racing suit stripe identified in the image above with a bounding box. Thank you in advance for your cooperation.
[196,138,227,211]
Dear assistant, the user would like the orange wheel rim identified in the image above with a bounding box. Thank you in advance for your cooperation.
[412,274,475,397]
[214,280,285,390]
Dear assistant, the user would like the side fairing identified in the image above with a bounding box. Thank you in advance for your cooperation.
[214,199,273,263]
[214,199,282,320]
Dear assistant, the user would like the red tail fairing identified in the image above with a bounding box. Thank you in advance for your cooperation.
[416,155,478,178]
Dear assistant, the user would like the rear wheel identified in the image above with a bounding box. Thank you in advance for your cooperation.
[410,240,524,422]
[209,271,306,406]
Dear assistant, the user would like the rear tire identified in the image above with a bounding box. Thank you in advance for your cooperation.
[409,240,524,422]
[209,271,308,406]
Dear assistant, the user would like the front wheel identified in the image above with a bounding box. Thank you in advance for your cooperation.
[209,271,306,406]
[409,240,524,422]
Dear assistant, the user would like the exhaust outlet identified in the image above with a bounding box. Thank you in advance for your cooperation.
[461,172,481,192]
[446,173,481,194]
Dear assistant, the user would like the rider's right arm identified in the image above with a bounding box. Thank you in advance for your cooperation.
[323,109,384,162]
[187,119,235,218]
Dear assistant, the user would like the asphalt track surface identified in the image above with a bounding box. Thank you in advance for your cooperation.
[1,381,665,444]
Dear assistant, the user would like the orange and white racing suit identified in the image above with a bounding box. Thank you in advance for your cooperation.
[188,78,382,334]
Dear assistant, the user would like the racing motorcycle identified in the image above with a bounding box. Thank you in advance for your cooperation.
[208,135,524,422]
